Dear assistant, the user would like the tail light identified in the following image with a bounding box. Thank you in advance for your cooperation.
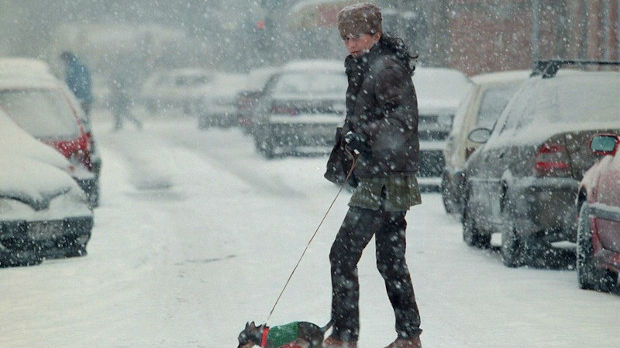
[534,143,570,177]
[270,103,297,116]
[69,149,92,171]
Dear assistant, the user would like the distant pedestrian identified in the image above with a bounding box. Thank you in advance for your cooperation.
[109,72,142,131]
[323,4,422,348]
[60,51,94,116]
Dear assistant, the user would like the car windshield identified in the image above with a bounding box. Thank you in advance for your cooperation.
[271,71,347,99]
[0,88,79,139]
[476,83,521,128]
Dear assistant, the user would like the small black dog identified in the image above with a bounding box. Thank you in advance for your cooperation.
[237,320,332,348]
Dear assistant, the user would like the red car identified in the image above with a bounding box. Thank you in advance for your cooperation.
[576,134,620,292]
[0,59,98,207]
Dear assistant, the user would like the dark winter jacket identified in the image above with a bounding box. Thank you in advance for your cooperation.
[63,53,93,103]
[343,36,419,178]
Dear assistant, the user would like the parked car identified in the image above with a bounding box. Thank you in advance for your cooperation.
[0,58,99,207]
[412,67,472,190]
[236,66,281,133]
[441,70,529,214]
[64,82,102,206]
[197,72,248,128]
[252,59,347,158]
[140,68,216,115]
[576,134,620,292]
[0,109,93,266]
[462,60,619,267]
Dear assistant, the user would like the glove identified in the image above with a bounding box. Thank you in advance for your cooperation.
[344,131,370,156]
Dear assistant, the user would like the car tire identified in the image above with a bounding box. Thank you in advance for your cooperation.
[462,196,490,248]
[441,172,458,214]
[576,204,617,291]
[501,223,524,268]
[255,136,274,159]
[64,245,88,258]
[198,116,211,130]
[0,251,42,268]
[146,100,157,113]
[89,183,99,208]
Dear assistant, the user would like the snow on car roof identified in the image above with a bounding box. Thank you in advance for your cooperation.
[244,66,281,91]
[471,70,531,85]
[165,68,215,77]
[0,57,52,76]
[207,73,250,97]
[282,59,343,73]
[0,75,60,89]
[413,67,472,111]
[0,58,62,89]
[491,70,620,147]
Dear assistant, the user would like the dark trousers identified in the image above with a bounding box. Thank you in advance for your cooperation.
[329,206,421,341]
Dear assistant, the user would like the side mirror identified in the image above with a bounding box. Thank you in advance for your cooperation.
[468,128,492,144]
[590,134,619,156]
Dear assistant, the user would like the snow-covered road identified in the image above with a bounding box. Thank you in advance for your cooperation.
[0,111,618,348]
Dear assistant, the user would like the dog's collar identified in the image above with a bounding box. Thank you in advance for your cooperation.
[260,326,270,348]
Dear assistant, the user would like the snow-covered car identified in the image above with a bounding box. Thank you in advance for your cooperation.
[0,58,99,207]
[252,59,347,158]
[0,109,93,267]
[413,67,472,190]
[441,70,529,214]
[462,60,620,267]
[197,72,248,128]
[235,66,281,132]
[576,134,620,292]
[140,68,217,115]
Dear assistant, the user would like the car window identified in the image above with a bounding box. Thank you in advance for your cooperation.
[496,85,528,135]
[475,83,520,129]
[0,88,80,139]
[271,71,347,98]
[450,85,476,135]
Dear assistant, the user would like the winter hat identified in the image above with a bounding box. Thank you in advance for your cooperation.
[337,3,382,39]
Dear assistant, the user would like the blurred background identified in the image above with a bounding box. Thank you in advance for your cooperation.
[1,0,618,79]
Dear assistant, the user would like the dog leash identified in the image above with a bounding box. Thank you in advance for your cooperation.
[266,151,359,322]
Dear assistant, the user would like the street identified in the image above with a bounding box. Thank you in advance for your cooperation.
[0,111,618,348]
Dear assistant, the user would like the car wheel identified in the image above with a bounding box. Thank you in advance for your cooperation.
[0,251,42,268]
[198,116,210,130]
[254,136,274,159]
[262,141,275,158]
[146,101,157,113]
[501,223,524,267]
[64,245,88,258]
[462,197,490,248]
[441,173,458,214]
[89,183,99,208]
[576,204,617,291]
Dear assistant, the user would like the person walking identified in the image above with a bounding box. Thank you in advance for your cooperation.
[324,4,422,348]
[109,70,142,131]
[60,51,94,116]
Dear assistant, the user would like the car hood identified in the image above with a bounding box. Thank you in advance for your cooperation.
[0,156,80,210]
